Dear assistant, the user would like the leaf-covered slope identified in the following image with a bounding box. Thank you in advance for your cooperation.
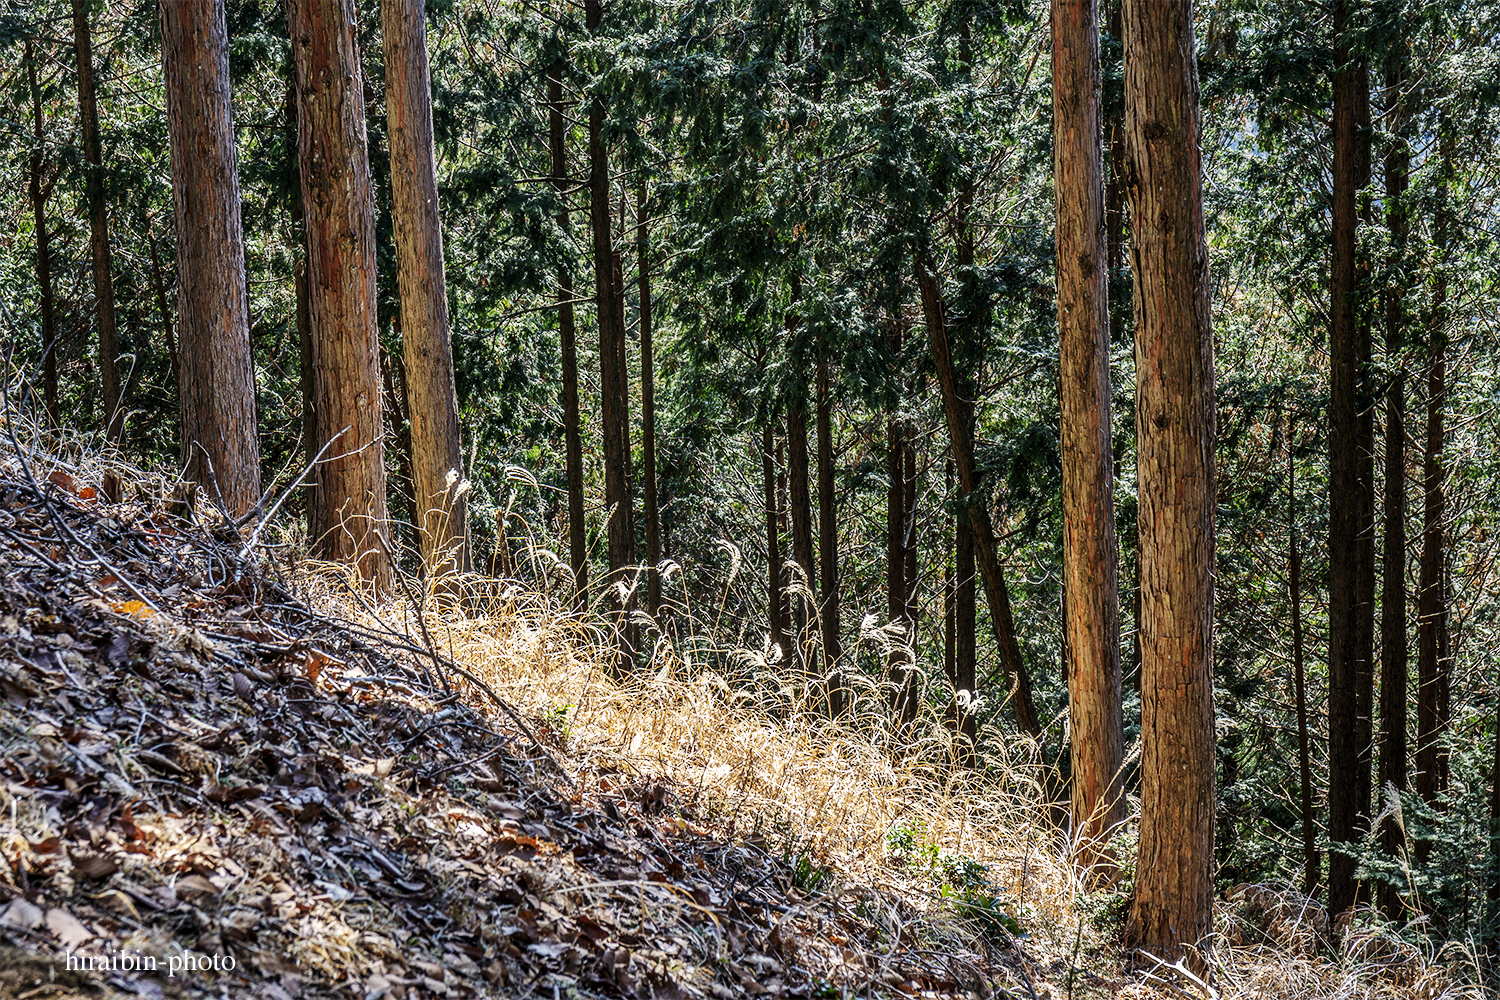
[0,459,1036,1000]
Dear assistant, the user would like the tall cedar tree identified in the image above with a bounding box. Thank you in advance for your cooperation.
[1376,24,1409,920]
[549,56,587,602]
[1121,0,1217,963]
[1326,0,1368,914]
[1353,56,1376,898]
[382,0,470,577]
[586,0,633,641]
[288,0,392,591]
[639,182,662,622]
[70,0,121,440]
[159,0,262,519]
[1416,123,1452,821]
[25,39,58,428]
[1053,0,1125,866]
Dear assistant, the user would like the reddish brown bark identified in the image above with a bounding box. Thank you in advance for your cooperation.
[71,0,121,440]
[284,79,315,480]
[288,0,392,591]
[1120,0,1217,963]
[1054,0,1125,870]
[160,0,263,519]
[383,0,469,577]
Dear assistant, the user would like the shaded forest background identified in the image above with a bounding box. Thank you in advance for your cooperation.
[2,0,1500,949]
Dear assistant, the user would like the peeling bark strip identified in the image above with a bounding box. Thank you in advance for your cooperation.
[288,0,391,592]
[1053,0,1124,868]
[1120,0,1216,965]
[382,0,469,577]
[71,0,120,440]
[159,0,262,519]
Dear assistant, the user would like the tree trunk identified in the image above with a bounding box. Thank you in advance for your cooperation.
[160,0,262,520]
[1326,0,1365,917]
[1376,39,1409,921]
[587,0,630,620]
[918,259,1041,738]
[548,59,587,602]
[1054,0,1125,872]
[788,396,816,681]
[639,181,661,622]
[763,422,786,662]
[1353,63,1376,902]
[71,0,121,440]
[284,79,315,481]
[885,319,911,723]
[817,355,844,716]
[26,40,59,429]
[1120,0,1216,964]
[1431,119,1454,806]
[1290,441,1317,898]
[955,446,977,753]
[1416,124,1451,828]
[944,459,956,716]
[383,0,469,578]
[612,247,634,566]
[903,433,918,622]
[1489,695,1500,945]
[288,0,391,592]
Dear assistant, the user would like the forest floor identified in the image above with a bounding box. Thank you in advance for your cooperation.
[0,436,1488,999]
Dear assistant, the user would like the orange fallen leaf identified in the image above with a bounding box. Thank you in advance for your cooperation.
[77,487,96,501]
[111,600,155,619]
[46,470,77,494]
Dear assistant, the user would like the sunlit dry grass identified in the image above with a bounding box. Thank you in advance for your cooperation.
[0,386,1490,998]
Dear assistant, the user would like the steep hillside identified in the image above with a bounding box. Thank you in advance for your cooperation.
[0,441,1488,1000]
[0,447,1073,999]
